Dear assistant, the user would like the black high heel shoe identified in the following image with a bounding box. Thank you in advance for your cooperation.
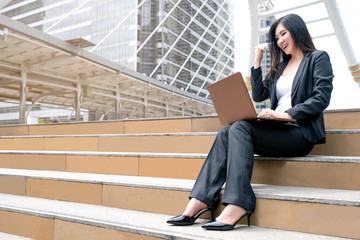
[167,208,215,226]
[201,211,252,231]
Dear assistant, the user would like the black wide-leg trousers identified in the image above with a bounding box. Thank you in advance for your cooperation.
[189,120,314,212]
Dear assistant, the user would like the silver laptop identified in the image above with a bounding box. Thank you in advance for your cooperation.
[208,72,296,125]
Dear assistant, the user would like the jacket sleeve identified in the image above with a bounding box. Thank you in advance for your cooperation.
[286,51,334,120]
[251,67,269,102]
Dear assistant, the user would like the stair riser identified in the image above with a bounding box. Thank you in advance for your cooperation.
[1,179,358,239]
[1,155,359,190]
[0,211,162,240]
[99,135,214,153]
[252,160,360,190]
[0,135,214,153]
[0,210,53,240]
[0,132,359,156]
[254,199,360,239]
[323,110,360,130]
[311,133,360,156]
[0,154,66,171]
[30,122,125,135]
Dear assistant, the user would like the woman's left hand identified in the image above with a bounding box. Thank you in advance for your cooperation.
[258,110,292,119]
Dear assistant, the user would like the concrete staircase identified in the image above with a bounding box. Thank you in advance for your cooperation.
[0,109,359,240]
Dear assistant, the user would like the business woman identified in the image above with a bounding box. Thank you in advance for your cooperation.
[167,14,333,231]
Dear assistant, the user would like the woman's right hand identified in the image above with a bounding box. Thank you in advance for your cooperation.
[254,45,266,69]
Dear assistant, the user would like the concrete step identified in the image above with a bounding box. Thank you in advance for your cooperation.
[0,117,222,136]
[0,194,350,240]
[0,132,215,153]
[0,169,359,239]
[0,232,34,240]
[1,152,359,190]
[0,109,359,137]
[0,129,359,156]
[0,150,207,180]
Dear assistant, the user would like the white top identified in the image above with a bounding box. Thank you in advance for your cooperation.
[275,74,295,113]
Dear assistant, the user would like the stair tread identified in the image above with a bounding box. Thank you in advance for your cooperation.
[0,128,359,138]
[1,150,360,162]
[1,168,359,206]
[0,193,350,240]
[0,232,34,240]
[0,149,209,158]
[0,132,217,138]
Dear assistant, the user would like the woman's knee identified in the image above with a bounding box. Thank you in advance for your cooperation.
[229,121,252,135]
[217,125,229,135]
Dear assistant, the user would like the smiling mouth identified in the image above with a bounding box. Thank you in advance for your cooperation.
[282,44,288,51]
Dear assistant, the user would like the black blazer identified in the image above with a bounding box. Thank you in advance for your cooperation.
[251,51,334,144]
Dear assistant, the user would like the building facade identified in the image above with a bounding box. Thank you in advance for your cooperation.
[254,0,274,110]
[1,0,235,100]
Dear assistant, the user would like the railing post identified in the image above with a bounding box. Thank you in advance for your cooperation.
[19,64,27,124]
[75,77,81,121]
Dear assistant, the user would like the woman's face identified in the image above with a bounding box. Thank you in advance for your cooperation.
[275,23,296,55]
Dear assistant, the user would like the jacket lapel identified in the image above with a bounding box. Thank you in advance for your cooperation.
[270,62,287,109]
[291,52,311,100]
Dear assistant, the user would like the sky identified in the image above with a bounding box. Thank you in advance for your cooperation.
[233,0,360,110]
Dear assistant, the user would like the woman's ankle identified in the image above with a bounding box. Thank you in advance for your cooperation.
[216,204,246,225]
[182,198,207,217]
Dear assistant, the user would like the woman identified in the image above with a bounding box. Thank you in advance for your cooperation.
[167,14,333,231]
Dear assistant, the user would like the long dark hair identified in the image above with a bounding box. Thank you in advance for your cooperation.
[265,14,316,82]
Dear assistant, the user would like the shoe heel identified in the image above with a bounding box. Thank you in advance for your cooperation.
[247,212,252,227]
[210,209,215,220]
